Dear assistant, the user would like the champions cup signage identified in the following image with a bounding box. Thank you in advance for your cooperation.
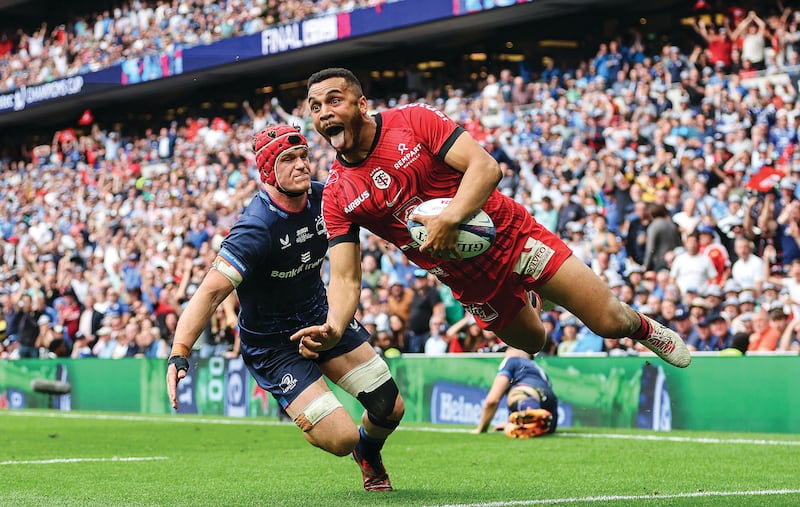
[0,76,84,113]
[261,15,339,55]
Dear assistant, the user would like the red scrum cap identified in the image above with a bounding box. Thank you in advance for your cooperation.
[252,125,308,187]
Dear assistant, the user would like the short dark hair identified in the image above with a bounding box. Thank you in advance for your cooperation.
[307,67,364,97]
[648,203,669,219]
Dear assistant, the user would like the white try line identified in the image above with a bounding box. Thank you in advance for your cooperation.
[426,489,800,506]
[3,411,800,447]
[0,456,167,466]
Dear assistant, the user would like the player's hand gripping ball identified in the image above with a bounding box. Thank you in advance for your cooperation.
[407,198,495,259]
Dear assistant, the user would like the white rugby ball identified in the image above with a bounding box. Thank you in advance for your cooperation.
[407,198,496,259]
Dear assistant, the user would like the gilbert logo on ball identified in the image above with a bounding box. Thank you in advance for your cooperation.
[407,198,496,259]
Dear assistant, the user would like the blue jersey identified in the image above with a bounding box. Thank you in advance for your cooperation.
[218,182,328,337]
[218,187,372,409]
[498,355,558,430]
[497,356,552,390]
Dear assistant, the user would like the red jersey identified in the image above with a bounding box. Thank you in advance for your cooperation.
[706,37,732,67]
[322,104,542,305]
[700,242,730,284]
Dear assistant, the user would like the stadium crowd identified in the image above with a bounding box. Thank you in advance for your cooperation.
[3,2,800,360]
[0,0,395,92]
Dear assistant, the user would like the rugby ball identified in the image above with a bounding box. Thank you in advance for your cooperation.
[407,198,496,259]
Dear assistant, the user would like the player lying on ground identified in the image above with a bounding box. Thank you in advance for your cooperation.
[472,346,558,438]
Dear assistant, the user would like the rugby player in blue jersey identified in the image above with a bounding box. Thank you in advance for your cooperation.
[166,125,403,492]
[472,346,558,438]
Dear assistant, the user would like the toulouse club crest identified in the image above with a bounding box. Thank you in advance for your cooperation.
[371,168,391,190]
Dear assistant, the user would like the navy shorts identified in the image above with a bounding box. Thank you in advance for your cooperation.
[512,380,559,433]
[239,320,370,410]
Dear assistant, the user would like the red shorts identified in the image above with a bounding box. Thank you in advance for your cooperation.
[464,224,572,332]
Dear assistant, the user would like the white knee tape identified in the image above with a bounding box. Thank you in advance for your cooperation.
[295,391,341,431]
[336,355,392,397]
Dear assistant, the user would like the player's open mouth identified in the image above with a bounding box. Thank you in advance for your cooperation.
[324,125,344,137]
[325,125,346,150]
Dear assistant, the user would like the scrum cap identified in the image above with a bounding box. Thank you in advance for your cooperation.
[253,125,308,187]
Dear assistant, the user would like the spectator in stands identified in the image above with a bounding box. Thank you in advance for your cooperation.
[643,203,681,272]
[70,331,93,358]
[93,325,117,358]
[624,200,650,267]
[565,221,592,266]
[589,213,620,262]
[732,10,768,71]
[775,198,800,265]
[556,184,587,236]
[672,197,703,236]
[405,270,443,354]
[670,305,695,342]
[692,18,733,70]
[686,315,714,351]
[444,313,485,353]
[386,313,413,354]
[556,315,581,355]
[533,195,558,233]
[670,232,718,298]
[422,315,449,355]
[707,311,734,351]
[697,224,731,286]
[12,293,41,358]
[731,238,766,296]
[747,309,778,352]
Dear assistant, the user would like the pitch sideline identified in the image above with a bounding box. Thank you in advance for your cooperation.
[2,410,799,447]
[426,489,800,506]
[0,456,168,466]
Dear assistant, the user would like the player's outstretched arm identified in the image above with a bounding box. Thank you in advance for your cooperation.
[167,268,234,409]
[472,374,511,434]
[291,241,362,358]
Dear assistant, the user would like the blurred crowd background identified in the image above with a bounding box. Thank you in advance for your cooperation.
[2,0,800,360]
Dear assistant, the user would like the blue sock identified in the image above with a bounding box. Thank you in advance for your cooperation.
[356,426,385,463]
[518,397,542,411]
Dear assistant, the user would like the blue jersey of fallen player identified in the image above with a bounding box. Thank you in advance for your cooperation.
[216,181,328,337]
[497,356,552,391]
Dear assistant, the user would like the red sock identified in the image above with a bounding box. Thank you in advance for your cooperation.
[629,313,651,341]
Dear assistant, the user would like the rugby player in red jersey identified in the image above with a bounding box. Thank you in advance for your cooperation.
[292,67,691,367]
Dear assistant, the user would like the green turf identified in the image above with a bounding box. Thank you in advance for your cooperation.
[1,411,799,507]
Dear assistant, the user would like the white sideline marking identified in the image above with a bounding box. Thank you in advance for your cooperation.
[556,431,800,446]
[0,456,167,466]
[3,411,800,447]
[427,489,800,507]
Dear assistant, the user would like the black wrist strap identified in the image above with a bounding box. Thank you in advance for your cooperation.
[168,355,190,373]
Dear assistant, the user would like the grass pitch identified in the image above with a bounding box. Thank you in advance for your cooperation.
[1,410,799,507]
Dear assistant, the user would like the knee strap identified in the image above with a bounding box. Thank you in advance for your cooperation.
[337,355,393,396]
[360,380,400,429]
[293,391,341,432]
[337,355,399,428]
